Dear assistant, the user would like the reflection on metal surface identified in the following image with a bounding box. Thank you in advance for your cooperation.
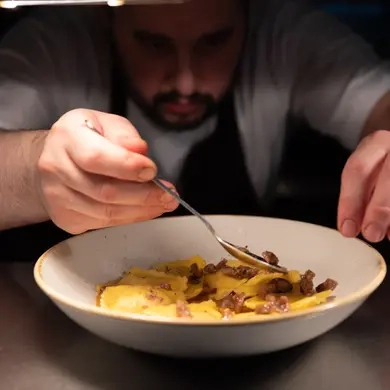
[0,0,186,8]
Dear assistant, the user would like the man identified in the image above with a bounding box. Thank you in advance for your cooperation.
[0,0,390,245]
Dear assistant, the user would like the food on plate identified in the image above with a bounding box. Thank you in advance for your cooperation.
[96,252,338,320]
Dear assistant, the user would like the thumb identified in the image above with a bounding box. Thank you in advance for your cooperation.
[96,112,149,155]
[74,110,149,155]
[56,109,149,155]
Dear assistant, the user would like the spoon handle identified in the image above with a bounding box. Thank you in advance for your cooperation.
[152,179,216,235]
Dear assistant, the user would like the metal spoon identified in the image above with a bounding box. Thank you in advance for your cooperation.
[84,119,288,274]
[152,179,287,273]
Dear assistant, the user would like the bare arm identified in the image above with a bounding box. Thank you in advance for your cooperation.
[0,10,173,235]
[0,130,49,230]
[0,9,110,231]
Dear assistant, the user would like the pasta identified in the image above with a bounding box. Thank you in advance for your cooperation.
[96,254,338,320]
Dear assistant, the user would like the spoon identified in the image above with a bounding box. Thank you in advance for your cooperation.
[84,119,288,274]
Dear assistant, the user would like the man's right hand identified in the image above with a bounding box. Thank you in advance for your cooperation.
[37,109,179,234]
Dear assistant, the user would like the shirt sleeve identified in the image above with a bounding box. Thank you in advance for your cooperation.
[0,8,111,131]
[251,0,390,150]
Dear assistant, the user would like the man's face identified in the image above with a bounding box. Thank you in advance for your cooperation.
[114,0,245,131]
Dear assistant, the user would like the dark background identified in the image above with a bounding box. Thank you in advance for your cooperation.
[0,0,389,260]
[274,0,390,259]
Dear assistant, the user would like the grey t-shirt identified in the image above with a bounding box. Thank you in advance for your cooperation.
[0,0,389,202]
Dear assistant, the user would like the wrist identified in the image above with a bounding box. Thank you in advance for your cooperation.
[31,130,50,217]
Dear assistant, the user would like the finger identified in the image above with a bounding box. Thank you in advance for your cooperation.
[74,175,177,207]
[45,184,178,223]
[338,142,387,237]
[85,114,149,155]
[96,211,168,229]
[56,157,177,206]
[52,209,165,235]
[50,209,95,235]
[56,109,149,155]
[68,210,167,235]
[361,154,390,242]
[64,125,157,182]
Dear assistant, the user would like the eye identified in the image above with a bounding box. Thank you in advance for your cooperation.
[199,28,234,49]
[204,34,229,47]
[144,38,171,52]
[133,32,173,53]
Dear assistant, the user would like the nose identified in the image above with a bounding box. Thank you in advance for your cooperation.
[173,52,195,96]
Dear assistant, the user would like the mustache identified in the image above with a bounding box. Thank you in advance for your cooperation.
[153,91,216,106]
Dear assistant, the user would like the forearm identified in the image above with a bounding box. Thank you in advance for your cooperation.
[0,130,49,230]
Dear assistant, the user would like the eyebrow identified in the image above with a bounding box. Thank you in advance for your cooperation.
[133,26,235,43]
[201,26,235,41]
[133,30,173,43]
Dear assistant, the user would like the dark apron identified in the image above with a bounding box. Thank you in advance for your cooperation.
[0,59,262,262]
[161,96,262,216]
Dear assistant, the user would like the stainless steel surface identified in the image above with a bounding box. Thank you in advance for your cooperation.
[0,0,185,8]
[1,260,389,390]
[83,119,287,273]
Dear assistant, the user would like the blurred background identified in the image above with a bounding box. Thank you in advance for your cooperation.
[0,0,388,258]
[273,0,390,258]
[276,0,390,257]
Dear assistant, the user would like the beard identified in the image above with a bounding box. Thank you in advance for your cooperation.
[129,86,221,132]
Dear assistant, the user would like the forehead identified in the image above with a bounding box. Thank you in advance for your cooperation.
[115,0,242,40]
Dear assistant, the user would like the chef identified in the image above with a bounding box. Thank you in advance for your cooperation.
[0,0,390,246]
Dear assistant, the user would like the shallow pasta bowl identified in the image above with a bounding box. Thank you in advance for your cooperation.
[34,215,386,358]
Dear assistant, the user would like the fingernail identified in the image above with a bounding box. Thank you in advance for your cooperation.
[164,200,178,210]
[160,192,174,203]
[341,219,357,237]
[138,168,155,181]
[363,223,384,243]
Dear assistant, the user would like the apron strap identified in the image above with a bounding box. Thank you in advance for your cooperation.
[170,95,262,216]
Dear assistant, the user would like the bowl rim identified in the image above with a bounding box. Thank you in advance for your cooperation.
[33,215,387,327]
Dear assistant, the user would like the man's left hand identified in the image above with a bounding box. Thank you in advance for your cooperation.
[338,129,390,242]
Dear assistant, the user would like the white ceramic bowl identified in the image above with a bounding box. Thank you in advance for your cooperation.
[34,215,386,358]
